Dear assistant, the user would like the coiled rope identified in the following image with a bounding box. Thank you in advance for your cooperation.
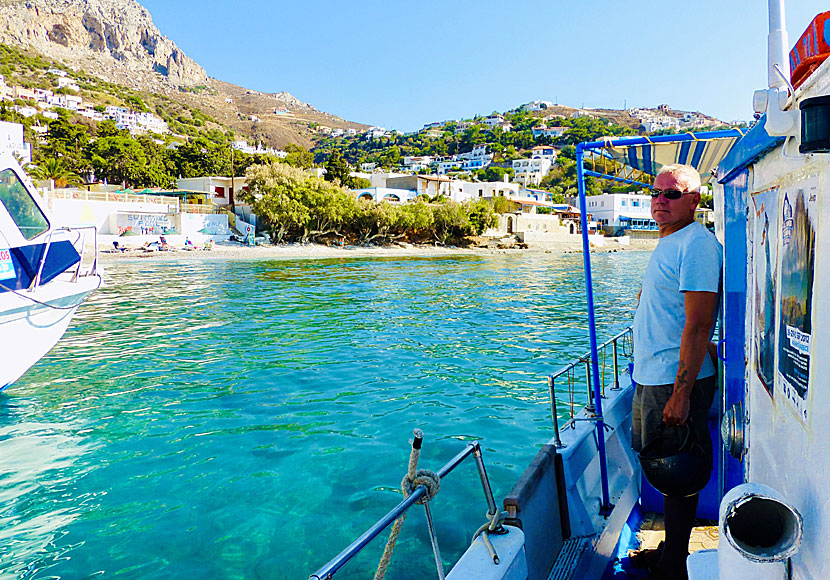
[374,428,440,580]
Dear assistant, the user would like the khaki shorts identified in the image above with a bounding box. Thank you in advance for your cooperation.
[632,374,717,465]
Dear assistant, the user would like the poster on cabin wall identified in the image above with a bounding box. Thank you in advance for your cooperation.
[776,176,818,425]
[750,188,778,398]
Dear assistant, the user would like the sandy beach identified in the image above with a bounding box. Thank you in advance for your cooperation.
[97,238,655,262]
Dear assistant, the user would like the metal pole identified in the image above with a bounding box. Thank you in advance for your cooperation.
[548,376,564,448]
[612,339,621,390]
[576,144,612,515]
[423,500,446,580]
[471,444,499,518]
[585,358,595,413]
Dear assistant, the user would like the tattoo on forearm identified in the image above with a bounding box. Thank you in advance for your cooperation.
[676,362,689,390]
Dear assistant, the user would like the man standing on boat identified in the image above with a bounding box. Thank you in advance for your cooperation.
[631,164,721,580]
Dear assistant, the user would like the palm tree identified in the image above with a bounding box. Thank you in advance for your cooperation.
[28,157,82,188]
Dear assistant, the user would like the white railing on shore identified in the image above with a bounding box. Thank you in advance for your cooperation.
[181,203,227,215]
[47,189,235,222]
[49,189,181,207]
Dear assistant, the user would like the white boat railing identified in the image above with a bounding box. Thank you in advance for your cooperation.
[29,225,99,291]
[546,326,633,448]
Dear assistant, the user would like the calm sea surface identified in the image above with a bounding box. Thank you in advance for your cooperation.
[2,251,648,580]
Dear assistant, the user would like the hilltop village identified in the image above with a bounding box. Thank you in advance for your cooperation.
[0,95,736,254]
[0,49,734,251]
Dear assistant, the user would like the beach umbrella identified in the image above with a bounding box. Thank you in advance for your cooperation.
[140,188,154,194]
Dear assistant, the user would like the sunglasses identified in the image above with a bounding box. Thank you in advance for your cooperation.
[650,188,693,200]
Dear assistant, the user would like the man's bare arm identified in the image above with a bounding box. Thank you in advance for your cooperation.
[663,291,718,426]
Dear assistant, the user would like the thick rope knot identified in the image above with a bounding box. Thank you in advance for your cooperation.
[401,469,441,504]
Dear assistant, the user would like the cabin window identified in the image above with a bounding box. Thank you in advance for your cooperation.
[0,169,49,240]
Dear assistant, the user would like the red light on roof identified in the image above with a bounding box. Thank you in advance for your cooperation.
[790,11,830,89]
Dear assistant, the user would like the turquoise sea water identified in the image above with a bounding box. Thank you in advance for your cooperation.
[3,251,648,580]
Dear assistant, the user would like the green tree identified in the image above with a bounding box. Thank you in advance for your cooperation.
[89,135,143,186]
[171,136,228,178]
[283,143,314,169]
[41,116,92,175]
[28,157,82,188]
[467,199,499,234]
[323,151,352,186]
[242,161,356,243]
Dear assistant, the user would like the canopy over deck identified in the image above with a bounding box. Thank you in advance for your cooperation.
[579,129,745,187]
[572,128,746,513]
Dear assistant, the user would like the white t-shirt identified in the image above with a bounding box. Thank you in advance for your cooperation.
[633,222,722,386]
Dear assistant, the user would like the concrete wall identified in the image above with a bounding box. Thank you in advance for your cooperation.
[180,213,231,236]
[48,198,178,233]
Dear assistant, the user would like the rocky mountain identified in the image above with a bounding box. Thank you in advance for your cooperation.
[0,0,207,90]
[0,0,366,148]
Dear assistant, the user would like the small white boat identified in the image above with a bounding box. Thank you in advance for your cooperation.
[0,152,100,390]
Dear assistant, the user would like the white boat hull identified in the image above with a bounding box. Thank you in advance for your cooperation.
[0,275,99,389]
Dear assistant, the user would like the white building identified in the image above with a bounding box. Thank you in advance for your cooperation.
[583,193,657,231]
[353,187,416,203]
[401,155,434,172]
[0,120,31,163]
[14,106,38,118]
[642,116,681,132]
[524,100,553,111]
[385,175,466,201]
[176,176,248,206]
[56,77,80,92]
[530,145,557,163]
[532,126,567,139]
[512,157,552,186]
[482,114,505,128]
[462,179,520,200]
[136,112,169,134]
[78,107,104,122]
[365,126,388,140]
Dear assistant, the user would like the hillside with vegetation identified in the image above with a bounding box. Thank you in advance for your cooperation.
[0,43,325,187]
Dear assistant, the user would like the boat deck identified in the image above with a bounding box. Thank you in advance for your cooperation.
[604,513,719,578]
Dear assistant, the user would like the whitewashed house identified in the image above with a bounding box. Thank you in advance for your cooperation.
[532,126,567,139]
[530,145,557,163]
[56,77,80,92]
[583,192,656,231]
[385,175,467,201]
[365,126,388,140]
[512,157,552,186]
[462,180,520,200]
[524,100,553,111]
[0,120,31,163]
[176,176,248,206]
[353,187,416,203]
[483,114,505,128]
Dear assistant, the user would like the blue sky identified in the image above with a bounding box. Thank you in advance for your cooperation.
[138,1,828,132]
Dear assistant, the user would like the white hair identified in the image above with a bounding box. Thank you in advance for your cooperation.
[657,164,701,193]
